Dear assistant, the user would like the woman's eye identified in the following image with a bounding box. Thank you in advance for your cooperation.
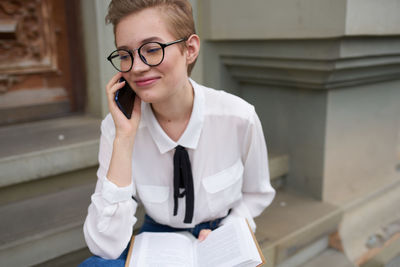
[119,54,130,60]
[146,47,161,53]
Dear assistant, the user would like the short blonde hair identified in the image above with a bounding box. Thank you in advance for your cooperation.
[106,0,197,75]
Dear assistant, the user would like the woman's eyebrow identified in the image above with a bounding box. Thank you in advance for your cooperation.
[116,37,162,50]
[141,36,162,43]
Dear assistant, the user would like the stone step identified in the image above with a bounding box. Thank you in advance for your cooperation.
[0,183,94,267]
[0,115,101,188]
[299,249,355,267]
[254,189,343,266]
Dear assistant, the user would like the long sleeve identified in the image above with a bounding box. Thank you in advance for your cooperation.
[221,109,276,232]
[83,115,138,259]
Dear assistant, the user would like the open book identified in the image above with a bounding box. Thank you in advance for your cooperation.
[125,217,265,267]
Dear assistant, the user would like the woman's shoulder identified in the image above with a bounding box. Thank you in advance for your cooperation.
[198,83,255,120]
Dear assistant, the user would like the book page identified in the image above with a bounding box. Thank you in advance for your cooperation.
[195,218,260,267]
[242,221,264,264]
[128,232,195,267]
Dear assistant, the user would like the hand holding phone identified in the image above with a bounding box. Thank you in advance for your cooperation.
[115,77,136,119]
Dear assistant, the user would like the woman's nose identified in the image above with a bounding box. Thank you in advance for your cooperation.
[131,52,150,73]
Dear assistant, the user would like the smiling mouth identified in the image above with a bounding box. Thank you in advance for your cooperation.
[135,77,160,87]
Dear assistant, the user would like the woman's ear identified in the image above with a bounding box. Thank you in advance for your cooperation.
[185,34,200,65]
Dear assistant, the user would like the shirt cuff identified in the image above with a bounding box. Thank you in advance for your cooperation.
[101,176,133,204]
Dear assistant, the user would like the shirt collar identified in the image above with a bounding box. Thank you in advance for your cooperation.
[142,79,205,154]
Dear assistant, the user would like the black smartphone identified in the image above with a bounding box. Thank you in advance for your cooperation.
[115,77,136,119]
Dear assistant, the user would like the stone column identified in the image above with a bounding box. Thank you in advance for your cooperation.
[81,0,115,117]
[199,0,400,204]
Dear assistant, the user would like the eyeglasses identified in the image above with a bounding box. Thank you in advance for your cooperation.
[107,38,187,72]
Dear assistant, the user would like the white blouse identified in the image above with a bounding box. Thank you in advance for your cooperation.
[83,79,276,259]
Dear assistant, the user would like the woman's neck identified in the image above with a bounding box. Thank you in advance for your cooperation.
[151,80,194,141]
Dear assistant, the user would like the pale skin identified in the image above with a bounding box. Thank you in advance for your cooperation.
[105,7,211,241]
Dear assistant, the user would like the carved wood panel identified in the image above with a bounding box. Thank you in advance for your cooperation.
[0,0,57,75]
[0,0,83,125]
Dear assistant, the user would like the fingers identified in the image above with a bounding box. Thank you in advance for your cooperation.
[106,72,124,98]
[198,229,212,242]
[106,73,125,111]
[105,73,141,139]
[106,72,123,91]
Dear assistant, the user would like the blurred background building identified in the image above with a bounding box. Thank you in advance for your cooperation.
[0,0,399,266]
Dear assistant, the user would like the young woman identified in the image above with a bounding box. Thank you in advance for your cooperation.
[80,0,275,265]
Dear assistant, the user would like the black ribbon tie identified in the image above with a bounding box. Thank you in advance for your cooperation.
[173,145,194,224]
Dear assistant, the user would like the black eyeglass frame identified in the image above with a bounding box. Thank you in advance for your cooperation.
[107,37,188,73]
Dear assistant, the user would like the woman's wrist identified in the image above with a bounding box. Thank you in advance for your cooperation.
[107,136,135,187]
[113,134,135,148]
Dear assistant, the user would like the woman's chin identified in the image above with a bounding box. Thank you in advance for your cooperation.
[136,93,161,104]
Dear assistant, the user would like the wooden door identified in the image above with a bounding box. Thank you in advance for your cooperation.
[0,0,85,125]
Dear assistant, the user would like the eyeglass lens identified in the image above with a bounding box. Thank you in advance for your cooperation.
[109,42,164,72]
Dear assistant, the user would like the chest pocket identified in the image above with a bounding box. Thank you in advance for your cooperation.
[137,184,170,222]
[202,159,244,214]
